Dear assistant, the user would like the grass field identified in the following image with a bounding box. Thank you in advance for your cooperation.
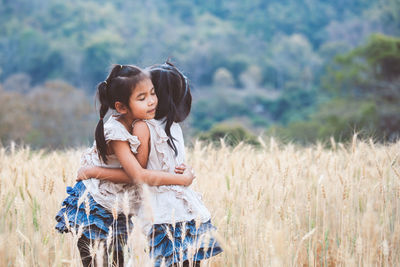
[0,137,399,266]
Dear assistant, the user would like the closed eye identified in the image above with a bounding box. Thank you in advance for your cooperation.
[137,93,146,100]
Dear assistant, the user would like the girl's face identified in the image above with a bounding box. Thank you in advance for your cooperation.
[127,78,158,120]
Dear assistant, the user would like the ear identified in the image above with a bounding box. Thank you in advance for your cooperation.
[115,101,128,114]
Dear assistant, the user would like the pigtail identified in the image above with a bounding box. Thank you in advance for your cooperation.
[164,71,179,156]
[95,81,110,164]
[94,64,146,164]
[165,100,178,156]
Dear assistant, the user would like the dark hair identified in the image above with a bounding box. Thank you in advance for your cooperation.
[95,64,149,163]
[149,61,192,156]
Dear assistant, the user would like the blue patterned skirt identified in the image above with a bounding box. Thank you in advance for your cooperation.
[149,219,223,266]
[55,181,132,251]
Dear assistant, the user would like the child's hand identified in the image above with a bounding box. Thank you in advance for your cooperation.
[182,166,196,186]
[174,163,187,174]
[76,166,94,181]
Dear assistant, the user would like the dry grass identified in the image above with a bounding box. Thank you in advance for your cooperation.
[0,137,399,266]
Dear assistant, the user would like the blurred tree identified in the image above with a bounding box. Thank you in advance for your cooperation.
[266,34,322,90]
[82,37,121,89]
[213,68,234,88]
[27,81,94,147]
[269,98,378,143]
[325,34,400,99]
[3,73,32,94]
[277,34,400,143]
[239,65,262,89]
[324,18,379,48]
[376,0,400,35]
[0,28,64,84]
[0,87,32,144]
[0,0,394,146]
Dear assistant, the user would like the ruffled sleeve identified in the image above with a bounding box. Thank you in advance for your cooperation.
[104,117,141,154]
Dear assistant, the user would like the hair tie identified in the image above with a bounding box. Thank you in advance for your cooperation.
[100,117,104,120]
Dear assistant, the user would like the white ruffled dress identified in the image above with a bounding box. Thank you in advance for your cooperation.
[81,115,141,215]
[138,119,211,232]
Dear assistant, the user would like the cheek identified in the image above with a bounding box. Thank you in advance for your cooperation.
[131,102,143,114]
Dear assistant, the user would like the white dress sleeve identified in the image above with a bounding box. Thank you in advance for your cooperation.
[104,117,141,154]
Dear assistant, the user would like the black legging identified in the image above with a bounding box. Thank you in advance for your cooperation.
[78,235,201,267]
[77,235,124,267]
[173,261,201,267]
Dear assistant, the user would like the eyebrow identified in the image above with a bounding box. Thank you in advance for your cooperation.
[135,87,154,98]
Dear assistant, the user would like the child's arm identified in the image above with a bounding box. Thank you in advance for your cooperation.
[77,121,194,186]
[77,164,188,183]
[111,140,193,186]
[131,120,150,168]
[77,166,131,183]
[77,121,150,183]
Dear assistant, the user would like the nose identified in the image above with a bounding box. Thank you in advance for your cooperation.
[149,95,157,106]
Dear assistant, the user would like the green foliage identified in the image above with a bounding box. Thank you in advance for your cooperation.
[191,87,278,131]
[213,68,234,88]
[269,98,380,143]
[376,0,400,35]
[357,34,400,80]
[0,0,385,89]
[265,86,317,124]
[325,34,400,97]
[82,41,117,88]
[198,123,260,147]
[0,0,399,146]
[276,34,400,143]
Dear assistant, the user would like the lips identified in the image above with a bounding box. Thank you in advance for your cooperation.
[147,108,156,113]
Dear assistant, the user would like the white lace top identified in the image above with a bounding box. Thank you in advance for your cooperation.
[138,119,211,232]
[81,115,141,215]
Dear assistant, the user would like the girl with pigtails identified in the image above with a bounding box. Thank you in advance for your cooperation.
[80,61,223,267]
[55,64,195,267]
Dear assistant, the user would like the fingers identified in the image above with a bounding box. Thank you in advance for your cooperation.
[175,163,186,170]
[175,169,184,174]
[76,172,86,181]
[174,163,187,174]
[175,166,185,171]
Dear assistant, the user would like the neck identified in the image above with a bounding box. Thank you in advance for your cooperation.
[116,114,133,133]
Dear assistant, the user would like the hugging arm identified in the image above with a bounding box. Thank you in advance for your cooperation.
[77,121,193,186]
[112,140,193,186]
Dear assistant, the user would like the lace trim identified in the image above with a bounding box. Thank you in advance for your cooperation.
[80,147,96,167]
[145,120,170,172]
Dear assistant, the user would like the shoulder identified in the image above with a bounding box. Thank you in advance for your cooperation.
[132,120,150,142]
[171,122,184,138]
[171,122,183,132]
[103,117,129,140]
[104,116,126,134]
